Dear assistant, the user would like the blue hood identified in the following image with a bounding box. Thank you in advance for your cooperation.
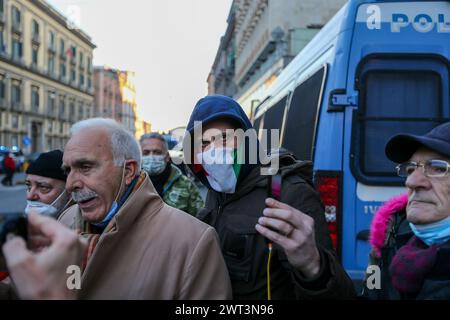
[186,95,253,133]
[185,95,259,192]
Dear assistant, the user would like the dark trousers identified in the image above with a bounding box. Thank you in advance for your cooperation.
[1,169,14,186]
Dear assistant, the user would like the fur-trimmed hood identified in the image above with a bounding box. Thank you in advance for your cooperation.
[369,193,408,258]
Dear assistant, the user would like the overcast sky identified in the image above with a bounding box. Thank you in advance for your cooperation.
[47,0,232,131]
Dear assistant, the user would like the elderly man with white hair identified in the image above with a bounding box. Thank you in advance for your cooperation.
[2,118,232,300]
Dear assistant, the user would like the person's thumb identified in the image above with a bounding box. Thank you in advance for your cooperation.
[2,235,31,269]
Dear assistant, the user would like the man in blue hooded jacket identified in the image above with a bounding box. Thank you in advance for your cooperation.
[183,95,355,299]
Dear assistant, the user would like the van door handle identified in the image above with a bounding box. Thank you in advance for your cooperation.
[357,229,370,241]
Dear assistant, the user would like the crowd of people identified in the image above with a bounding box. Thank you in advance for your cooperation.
[0,95,449,300]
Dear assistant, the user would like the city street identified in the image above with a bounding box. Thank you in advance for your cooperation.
[0,173,27,213]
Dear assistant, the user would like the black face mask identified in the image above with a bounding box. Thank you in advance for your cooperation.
[149,162,171,196]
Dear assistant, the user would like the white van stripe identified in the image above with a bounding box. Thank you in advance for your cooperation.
[356,183,406,202]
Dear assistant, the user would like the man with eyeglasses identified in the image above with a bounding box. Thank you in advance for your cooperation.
[363,122,450,300]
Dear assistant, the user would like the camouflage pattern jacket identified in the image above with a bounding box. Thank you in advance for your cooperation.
[161,164,204,216]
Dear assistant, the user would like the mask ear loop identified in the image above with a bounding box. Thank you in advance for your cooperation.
[114,161,128,203]
[51,189,72,213]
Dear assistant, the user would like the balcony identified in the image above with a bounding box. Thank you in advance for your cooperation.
[32,33,40,45]
[48,45,56,54]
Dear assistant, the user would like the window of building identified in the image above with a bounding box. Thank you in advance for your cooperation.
[85,104,91,119]
[11,81,21,105]
[71,66,76,82]
[79,73,84,86]
[70,45,76,61]
[0,28,5,53]
[59,96,66,119]
[47,92,55,116]
[0,76,5,100]
[12,6,21,27]
[31,86,39,113]
[32,19,39,37]
[32,46,38,65]
[69,100,75,122]
[48,31,55,50]
[12,114,18,127]
[11,135,18,147]
[60,61,66,79]
[12,37,23,61]
[60,39,65,55]
[48,55,55,75]
[78,102,84,120]
[79,51,84,67]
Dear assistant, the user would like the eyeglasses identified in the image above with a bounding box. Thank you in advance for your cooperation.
[396,160,450,178]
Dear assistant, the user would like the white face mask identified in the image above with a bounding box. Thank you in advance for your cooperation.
[142,155,167,175]
[25,201,58,217]
[25,190,69,218]
[197,146,238,193]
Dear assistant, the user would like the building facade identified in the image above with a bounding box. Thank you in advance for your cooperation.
[93,66,121,121]
[94,66,151,139]
[0,0,95,153]
[208,0,347,116]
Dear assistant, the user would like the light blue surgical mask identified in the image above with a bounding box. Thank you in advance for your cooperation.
[409,216,450,246]
[141,155,167,176]
[93,163,126,228]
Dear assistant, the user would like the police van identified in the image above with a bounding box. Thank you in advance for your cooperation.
[252,0,450,283]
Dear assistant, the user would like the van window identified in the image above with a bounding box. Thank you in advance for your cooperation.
[261,96,287,152]
[282,67,325,160]
[253,115,263,132]
[359,71,442,177]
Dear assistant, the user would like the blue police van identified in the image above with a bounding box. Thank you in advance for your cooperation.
[252,0,450,284]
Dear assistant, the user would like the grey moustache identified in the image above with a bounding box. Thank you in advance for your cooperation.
[72,190,98,203]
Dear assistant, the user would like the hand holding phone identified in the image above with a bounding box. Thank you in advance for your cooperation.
[0,213,28,272]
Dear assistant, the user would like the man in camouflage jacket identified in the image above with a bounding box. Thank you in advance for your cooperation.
[140,132,204,216]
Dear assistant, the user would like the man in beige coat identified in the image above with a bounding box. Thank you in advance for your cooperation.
[2,118,232,300]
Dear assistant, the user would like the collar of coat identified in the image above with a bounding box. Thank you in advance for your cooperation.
[60,171,164,270]
[370,193,408,258]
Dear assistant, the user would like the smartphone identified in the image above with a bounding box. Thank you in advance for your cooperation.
[0,213,28,272]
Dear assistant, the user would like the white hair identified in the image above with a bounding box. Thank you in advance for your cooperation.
[70,118,142,167]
